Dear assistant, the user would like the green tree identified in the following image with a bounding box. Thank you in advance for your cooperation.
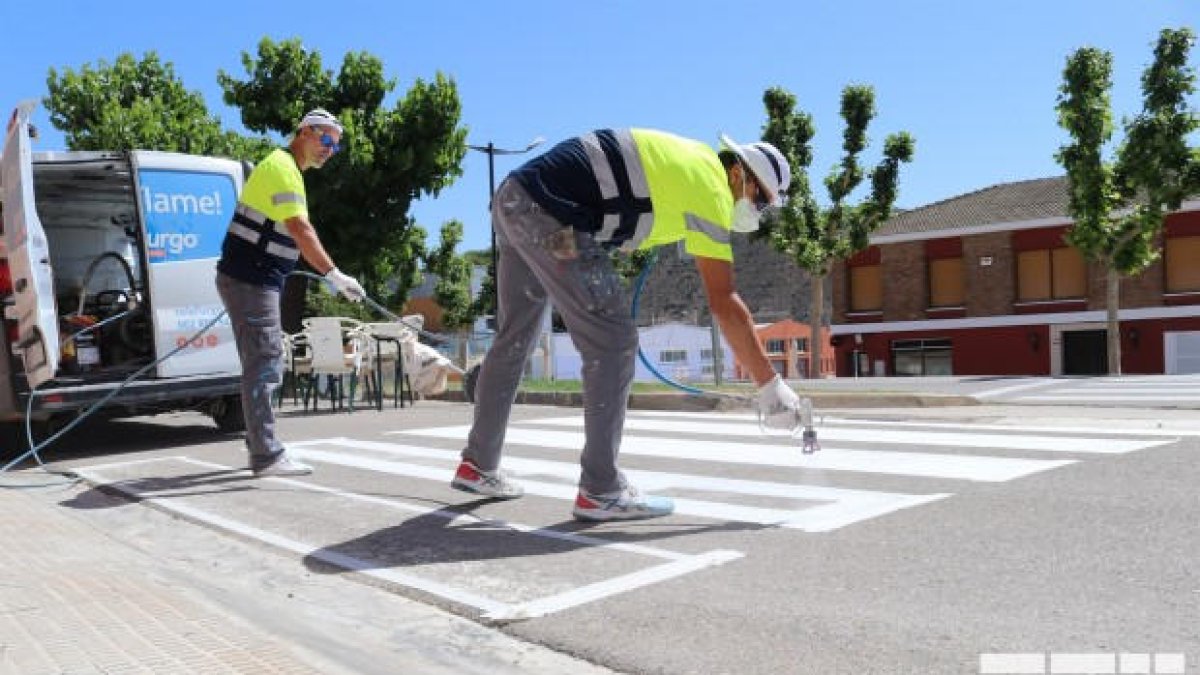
[218,38,470,317]
[1055,27,1198,374]
[44,52,270,160]
[759,86,915,378]
[424,220,476,329]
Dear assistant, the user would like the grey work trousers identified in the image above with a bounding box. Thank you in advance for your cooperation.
[215,271,285,468]
[463,178,638,495]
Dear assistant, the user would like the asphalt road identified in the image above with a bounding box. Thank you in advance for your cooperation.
[7,394,1199,675]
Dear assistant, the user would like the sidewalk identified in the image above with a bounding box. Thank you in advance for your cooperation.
[0,470,617,675]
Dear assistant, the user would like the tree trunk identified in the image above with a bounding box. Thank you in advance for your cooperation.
[809,273,825,379]
[1106,265,1121,376]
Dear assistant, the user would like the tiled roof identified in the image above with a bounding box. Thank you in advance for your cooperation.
[875,176,1070,238]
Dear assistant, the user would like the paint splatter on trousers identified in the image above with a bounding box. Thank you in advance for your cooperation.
[464,178,638,494]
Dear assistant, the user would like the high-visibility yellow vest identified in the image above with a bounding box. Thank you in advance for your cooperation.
[510,128,734,261]
[217,148,308,288]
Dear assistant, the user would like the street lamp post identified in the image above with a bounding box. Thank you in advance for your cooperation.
[466,137,544,329]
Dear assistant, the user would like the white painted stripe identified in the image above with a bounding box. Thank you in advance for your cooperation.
[73,467,512,616]
[626,410,1199,438]
[973,379,1059,399]
[290,439,950,532]
[1048,652,1114,674]
[70,455,183,472]
[390,426,1075,482]
[980,653,1045,674]
[1019,394,1199,402]
[806,416,1198,439]
[175,457,687,561]
[523,417,1163,454]
[488,549,744,621]
[78,458,745,620]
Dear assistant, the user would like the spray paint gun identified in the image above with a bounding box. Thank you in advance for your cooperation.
[756,375,820,453]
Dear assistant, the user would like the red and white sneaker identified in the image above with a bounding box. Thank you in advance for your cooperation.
[572,485,675,522]
[450,460,524,499]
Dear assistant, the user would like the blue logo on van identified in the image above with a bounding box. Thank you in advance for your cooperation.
[139,169,235,264]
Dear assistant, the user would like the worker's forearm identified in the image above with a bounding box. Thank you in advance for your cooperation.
[286,218,335,274]
[710,294,777,387]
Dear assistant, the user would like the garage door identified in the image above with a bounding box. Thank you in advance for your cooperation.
[1165,331,1200,374]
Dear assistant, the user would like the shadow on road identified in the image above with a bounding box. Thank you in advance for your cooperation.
[302,498,770,572]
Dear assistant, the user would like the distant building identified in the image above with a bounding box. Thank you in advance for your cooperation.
[829,177,1200,376]
[552,322,735,384]
[732,319,834,380]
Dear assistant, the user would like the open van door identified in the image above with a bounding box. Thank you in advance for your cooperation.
[2,101,59,386]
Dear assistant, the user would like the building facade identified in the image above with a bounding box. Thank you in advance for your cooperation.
[829,177,1200,377]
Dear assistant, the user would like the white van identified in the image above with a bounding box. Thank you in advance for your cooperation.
[1,102,246,431]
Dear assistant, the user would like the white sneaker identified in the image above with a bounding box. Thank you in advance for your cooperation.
[572,484,674,522]
[253,453,313,477]
[450,460,524,499]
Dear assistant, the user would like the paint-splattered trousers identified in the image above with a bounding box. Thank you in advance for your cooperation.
[463,177,638,494]
[216,271,285,468]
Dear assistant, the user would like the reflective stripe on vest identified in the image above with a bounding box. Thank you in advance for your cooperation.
[579,130,654,250]
[228,203,300,262]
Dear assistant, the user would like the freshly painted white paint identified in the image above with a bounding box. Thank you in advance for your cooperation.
[74,457,743,621]
[520,416,1168,454]
[391,425,1075,482]
[972,379,1060,399]
[288,439,949,532]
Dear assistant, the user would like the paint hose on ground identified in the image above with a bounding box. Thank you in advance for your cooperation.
[630,251,819,452]
[1,270,459,480]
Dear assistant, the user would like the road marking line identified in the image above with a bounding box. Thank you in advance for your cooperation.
[626,410,1199,438]
[972,379,1061,399]
[74,458,743,621]
[488,549,744,621]
[1019,394,1200,402]
[289,439,949,532]
[388,426,1074,482]
[72,465,511,616]
[523,417,1167,454]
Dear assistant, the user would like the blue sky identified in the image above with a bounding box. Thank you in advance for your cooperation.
[2,1,1195,252]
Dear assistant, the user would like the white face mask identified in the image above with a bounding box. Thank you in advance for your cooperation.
[730,197,761,233]
[730,167,762,233]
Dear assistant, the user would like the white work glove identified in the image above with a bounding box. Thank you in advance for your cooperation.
[323,267,365,302]
[757,374,801,431]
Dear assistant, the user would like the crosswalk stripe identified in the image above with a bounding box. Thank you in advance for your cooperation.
[522,417,1164,454]
[387,426,1074,482]
[288,439,950,532]
[625,410,1198,438]
[1019,394,1199,401]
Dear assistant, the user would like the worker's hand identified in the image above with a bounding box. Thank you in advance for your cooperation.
[757,374,800,431]
[323,267,365,303]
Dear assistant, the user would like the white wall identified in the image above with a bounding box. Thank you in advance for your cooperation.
[551,322,735,383]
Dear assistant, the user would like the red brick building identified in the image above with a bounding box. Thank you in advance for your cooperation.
[830,177,1200,377]
[732,319,835,380]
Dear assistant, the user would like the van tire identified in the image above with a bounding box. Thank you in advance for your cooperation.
[211,395,246,434]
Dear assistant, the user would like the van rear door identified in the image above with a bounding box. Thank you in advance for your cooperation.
[1,101,59,387]
[131,151,241,378]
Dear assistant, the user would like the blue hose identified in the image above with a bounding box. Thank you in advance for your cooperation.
[630,251,737,399]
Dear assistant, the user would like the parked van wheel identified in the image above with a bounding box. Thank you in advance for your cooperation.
[211,395,245,434]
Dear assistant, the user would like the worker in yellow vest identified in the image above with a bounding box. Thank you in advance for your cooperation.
[452,129,801,521]
[216,108,364,477]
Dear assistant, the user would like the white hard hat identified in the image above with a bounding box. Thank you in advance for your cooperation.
[719,133,791,205]
[297,108,343,134]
